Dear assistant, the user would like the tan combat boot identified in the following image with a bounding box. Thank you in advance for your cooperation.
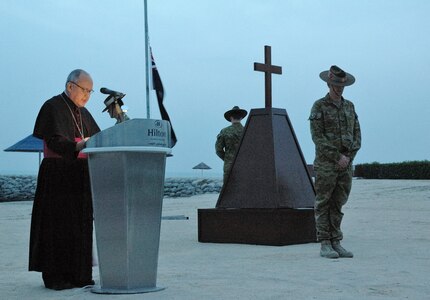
[331,240,353,258]
[320,240,339,258]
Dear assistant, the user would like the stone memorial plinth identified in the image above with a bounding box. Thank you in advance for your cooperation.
[198,46,317,246]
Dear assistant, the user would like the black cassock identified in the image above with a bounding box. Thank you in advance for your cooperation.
[29,92,100,286]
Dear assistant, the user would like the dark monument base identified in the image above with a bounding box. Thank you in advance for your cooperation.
[198,208,317,246]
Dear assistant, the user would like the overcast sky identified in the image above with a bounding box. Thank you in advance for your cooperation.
[1,0,429,176]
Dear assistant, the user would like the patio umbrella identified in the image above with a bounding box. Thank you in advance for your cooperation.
[192,162,211,177]
[4,134,43,165]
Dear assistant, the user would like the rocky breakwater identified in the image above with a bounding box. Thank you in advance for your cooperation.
[0,175,37,202]
[164,178,223,198]
[0,175,223,202]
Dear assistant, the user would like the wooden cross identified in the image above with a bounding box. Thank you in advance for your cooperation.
[254,45,282,108]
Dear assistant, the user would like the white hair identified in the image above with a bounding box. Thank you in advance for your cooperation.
[65,69,90,88]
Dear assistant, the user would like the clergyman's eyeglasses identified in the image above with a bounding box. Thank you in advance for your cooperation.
[69,81,94,95]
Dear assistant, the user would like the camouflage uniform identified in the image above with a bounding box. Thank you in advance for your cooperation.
[309,93,361,241]
[215,123,244,183]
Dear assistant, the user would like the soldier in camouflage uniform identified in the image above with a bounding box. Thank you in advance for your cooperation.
[215,106,247,184]
[309,65,361,259]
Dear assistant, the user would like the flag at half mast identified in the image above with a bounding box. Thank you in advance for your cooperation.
[151,47,177,147]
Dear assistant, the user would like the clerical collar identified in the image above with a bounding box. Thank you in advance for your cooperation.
[61,92,78,110]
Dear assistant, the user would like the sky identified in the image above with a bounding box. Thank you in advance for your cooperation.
[1,0,429,177]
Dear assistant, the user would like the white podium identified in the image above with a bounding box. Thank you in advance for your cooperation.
[83,119,172,294]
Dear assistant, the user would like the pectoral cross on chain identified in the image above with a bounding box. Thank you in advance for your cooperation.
[254,45,282,108]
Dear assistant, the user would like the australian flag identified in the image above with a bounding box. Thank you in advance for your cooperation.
[151,47,177,147]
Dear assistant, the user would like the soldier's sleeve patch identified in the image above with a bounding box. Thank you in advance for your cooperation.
[309,112,322,120]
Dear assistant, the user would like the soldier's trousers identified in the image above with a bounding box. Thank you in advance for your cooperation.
[314,166,353,241]
[223,162,233,184]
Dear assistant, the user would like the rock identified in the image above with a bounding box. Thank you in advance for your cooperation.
[0,175,223,202]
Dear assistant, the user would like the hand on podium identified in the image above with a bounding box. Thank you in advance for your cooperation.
[76,137,90,152]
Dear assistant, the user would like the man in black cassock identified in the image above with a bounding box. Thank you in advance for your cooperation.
[29,69,100,290]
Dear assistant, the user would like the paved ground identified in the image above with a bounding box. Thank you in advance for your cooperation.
[1,179,429,299]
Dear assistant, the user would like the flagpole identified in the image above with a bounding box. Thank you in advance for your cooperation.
[144,0,150,118]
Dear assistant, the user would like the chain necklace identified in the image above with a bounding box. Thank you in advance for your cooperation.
[60,94,85,139]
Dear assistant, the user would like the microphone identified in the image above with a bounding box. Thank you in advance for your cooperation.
[100,87,125,98]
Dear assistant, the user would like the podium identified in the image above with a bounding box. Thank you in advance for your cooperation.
[83,119,171,294]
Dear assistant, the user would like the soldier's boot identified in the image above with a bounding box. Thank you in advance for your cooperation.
[331,240,354,258]
[320,240,339,259]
